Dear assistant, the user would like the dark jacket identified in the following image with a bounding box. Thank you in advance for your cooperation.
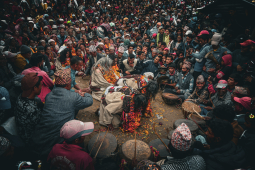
[199,141,245,170]
[85,53,103,75]
[141,60,160,77]
[29,87,93,158]
[232,49,252,75]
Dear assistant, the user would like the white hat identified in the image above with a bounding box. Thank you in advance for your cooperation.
[75,28,80,32]
[60,24,65,28]
[48,39,55,44]
[52,25,57,29]
[81,27,85,31]
[211,33,222,46]
[118,46,125,53]
[28,21,34,24]
[185,30,192,35]
[27,17,32,21]
[59,18,64,22]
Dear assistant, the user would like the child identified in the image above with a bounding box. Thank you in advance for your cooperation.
[162,63,177,89]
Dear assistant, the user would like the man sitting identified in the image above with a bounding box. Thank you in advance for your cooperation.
[120,54,140,75]
[14,45,32,74]
[164,61,194,101]
[186,75,208,105]
[194,119,245,170]
[202,80,233,116]
[47,120,95,170]
[29,69,93,159]
[14,73,43,145]
[141,56,160,77]
[66,56,90,94]
[84,45,102,77]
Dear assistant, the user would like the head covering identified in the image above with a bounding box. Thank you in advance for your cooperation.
[60,120,94,142]
[171,123,192,151]
[222,54,232,67]
[211,33,222,46]
[197,30,209,37]
[89,45,96,52]
[21,73,43,97]
[118,46,125,53]
[185,30,192,35]
[164,48,169,51]
[20,45,31,54]
[0,136,10,156]
[75,28,80,32]
[54,68,72,85]
[152,33,157,38]
[81,27,85,31]
[233,86,248,95]
[43,26,48,30]
[0,86,11,110]
[48,39,55,44]
[52,25,57,29]
[183,60,192,69]
[234,97,251,111]
[196,75,205,83]
[216,80,228,89]
[109,45,115,50]
[240,39,255,47]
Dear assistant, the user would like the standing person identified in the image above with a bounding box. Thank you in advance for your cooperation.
[29,69,93,159]
[48,120,95,170]
[193,30,210,84]
[14,73,43,145]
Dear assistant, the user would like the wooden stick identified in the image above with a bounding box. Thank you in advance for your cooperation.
[89,129,101,156]
[134,130,137,160]
[153,123,170,153]
[192,106,205,119]
[94,127,109,159]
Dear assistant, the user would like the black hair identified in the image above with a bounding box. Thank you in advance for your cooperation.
[187,34,193,39]
[128,44,134,49]
[128,54,135,59]
[29,53,44,67]
[70,56,82,65]
[55,84,67,88]
[166,55,173,60]
[34,76,43,88]
[134,94,148,111]
[96,46,103,51]
[168,140,192,159]
[161,42,166,46]
[59,48,70,63]
[213,104,236,123]
[206,118,234,145]
[199,34,210,42]
[229,73,242,85]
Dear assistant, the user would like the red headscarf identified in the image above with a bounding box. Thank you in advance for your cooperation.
[222,54,232,67]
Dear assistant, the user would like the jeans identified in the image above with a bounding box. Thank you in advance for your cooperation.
[199,104,209,116]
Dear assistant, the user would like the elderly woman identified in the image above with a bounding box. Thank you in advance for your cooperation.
[90,57,120,101]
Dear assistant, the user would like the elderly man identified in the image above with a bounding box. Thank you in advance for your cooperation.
[84,45,103,77]
[29,68,93,158]
[164,61,194,101]
[186,75,209,105]
[201,80,233,116]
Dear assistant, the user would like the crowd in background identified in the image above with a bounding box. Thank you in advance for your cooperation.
[0,0,255,169]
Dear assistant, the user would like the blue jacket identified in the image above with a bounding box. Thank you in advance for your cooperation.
[57,35,67,46]
[141,60,159,77]
[193,43,210,72]
[178,39,199,58]
[191,45,231,72]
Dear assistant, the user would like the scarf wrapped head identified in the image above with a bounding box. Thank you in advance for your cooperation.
[93,57,113,71]
[196,75,204,83]
[222,54,232,67]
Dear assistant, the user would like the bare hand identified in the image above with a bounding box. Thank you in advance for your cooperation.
[176,89,180,94]
[208,68,215,73]
[82,74,87,79]
[125,71,130,75]
[203,144,210,150]
[207,76,212,84]
[81,88,91,93]
[245,76,253,82]
[204,106,213,111]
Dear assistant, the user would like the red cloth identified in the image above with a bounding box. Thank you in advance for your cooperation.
[47,142,94,170]
[208,84,216,95]
[21,67,54,102]
[222,54,232,67]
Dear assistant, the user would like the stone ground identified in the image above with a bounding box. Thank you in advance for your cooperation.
[75,76,184,149]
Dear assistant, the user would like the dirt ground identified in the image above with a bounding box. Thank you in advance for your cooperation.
[75,76,184,151]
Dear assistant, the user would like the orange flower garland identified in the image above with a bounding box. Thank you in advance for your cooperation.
[61,57,70,67]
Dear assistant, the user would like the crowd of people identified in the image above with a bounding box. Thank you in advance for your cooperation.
[0,0,255,169]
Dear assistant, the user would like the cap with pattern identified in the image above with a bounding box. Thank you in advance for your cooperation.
[171,123,192,151]
[196,75,205,83]
[89,45,96,52]
[54,68,71,85]
[118,46,125,53]
[216,80,227,89]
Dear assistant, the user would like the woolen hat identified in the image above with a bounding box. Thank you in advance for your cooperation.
[118,46,125,53]
[54,68,71,85]
[0,86,11,110]
[171,123,192,151]
[60,120,94,142]
[21,73,43,97]
[20,45,31,54]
